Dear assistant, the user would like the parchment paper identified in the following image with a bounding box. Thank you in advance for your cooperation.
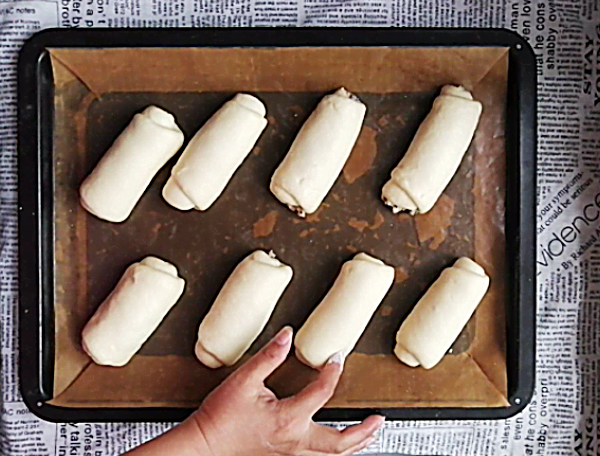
[48,46,509,409]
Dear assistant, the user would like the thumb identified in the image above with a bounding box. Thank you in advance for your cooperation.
[233,326,293,385]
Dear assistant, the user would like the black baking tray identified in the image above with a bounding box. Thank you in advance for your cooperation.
[18,28,536,422]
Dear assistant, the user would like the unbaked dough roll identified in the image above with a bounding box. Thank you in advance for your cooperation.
[294,253,394,369]
[382,85,482,215]
[394,257,490,369]
[81,256,186,367]
[270,88,366,217]
[163,94,268,211]
[195,250,293,368]
[80,106,185,222]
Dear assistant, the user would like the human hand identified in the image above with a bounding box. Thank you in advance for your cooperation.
[127,326,383,456]
[192,326,384,456]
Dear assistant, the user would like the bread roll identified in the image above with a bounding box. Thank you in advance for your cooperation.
[82,256,186,367]
[394,257,490,369]
[270,88,366,217]
[294,253,394,369]
[80,106,184,222]
[163,93,267,211]
[195,250,293,368]
[382,85,482,215]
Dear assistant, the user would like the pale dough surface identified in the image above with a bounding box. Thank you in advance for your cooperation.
[81,256,186,367]
[195,250,293,368]
[270,88,366,216]
[80,106,185,223]
[163,93,267,211]
[394,257,490,369]
[382,85,482,215]
[294,253,394,369]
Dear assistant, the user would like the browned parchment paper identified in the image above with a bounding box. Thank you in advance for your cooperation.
[48,46,509,409]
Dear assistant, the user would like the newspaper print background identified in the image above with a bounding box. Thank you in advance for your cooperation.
[1,0,599,454]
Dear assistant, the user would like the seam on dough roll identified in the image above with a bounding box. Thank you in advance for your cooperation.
[163,93,268,211]
[195,340,227,369]
[79,195,106,221]
[393,345,420,367]
[381,85,482,215]
[381,181,419,215]
[394,257,489,369]
[79,106,185,223]
[195,250,293,368]
[81,256,185,367]
[269,183,306,217]
[144,105,183,128]
[294,252,394,369]
[139,256,179,276]
[162,177,195,211]
[270,87,366,216]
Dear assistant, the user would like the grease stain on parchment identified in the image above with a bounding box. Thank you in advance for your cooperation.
[306,204,329,223]
[343,126,378,184]
[348,210,386,233]
[252,210,279,238]
[394,266,409,284]
[414,194,455,250]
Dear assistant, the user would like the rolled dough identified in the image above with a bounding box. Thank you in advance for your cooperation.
[163,93,268,211]
[80,106,185,223]
[270,88,366,217]
[294,253,395,369]
[195,250,293,368]
[394,257,490,369]
[382,85,482,215]
[81,256,186,367]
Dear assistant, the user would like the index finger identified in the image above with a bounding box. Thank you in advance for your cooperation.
[232,326,293,385]
[307,415,385,455]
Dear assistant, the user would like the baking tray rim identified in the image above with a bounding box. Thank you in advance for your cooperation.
[17,27,536,423]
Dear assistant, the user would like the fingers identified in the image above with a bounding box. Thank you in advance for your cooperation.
[338,415,384,445]
[282,351,344,415]
[337,436,376,456]
[233,326,293,384]
[307,415,384,455]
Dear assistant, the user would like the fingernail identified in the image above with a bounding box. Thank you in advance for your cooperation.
[326,351,345,369]
[274,326,293,345]
[374,415,385,428]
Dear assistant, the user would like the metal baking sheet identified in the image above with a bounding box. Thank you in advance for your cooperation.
[18,28,536,422]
